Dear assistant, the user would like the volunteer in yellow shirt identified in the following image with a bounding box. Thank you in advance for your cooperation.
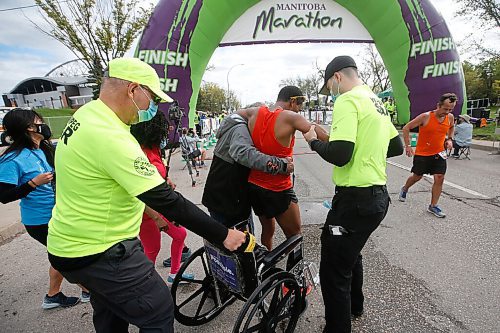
[47,58,245,333]
[304,56,403,333]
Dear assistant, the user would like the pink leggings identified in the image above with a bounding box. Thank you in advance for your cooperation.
[139,214,187,274]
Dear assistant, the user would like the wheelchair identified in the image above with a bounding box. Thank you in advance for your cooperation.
[179,140,200,187]
[171,223,318,333]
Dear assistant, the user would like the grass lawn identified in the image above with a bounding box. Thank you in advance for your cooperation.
[472,106,499,141]
[37,108,75,117]
[473,122,500,141]
[36,108,74,137]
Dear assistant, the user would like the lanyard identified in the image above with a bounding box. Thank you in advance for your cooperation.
[30,149,55,193]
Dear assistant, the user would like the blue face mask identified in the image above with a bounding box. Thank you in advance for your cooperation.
[131,87,159,124]
[330,80,341,103]
[137,100,158,123]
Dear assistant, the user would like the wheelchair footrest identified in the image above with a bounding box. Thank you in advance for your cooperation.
[303,261,320,289]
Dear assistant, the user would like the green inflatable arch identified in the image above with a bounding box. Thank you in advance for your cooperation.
[136,0,466,127]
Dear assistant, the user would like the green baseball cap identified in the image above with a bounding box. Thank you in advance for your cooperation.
[107,58,173,103]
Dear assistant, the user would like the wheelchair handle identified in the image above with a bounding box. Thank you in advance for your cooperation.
[236,232,256,253]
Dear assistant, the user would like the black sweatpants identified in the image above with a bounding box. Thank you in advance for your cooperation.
[320,185,389,333]
[61,238,174,333]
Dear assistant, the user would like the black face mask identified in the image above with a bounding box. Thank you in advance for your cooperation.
[36,124,52,140]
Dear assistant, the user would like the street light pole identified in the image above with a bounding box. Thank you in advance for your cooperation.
[226,63,244,113]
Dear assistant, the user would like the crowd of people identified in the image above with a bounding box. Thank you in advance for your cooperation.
[0,55,464,333]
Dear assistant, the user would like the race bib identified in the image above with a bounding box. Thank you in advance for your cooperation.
[438,150,448,160]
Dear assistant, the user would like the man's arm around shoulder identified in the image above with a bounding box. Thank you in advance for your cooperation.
[228,123,292,175]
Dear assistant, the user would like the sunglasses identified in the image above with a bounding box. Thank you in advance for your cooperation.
[290,96,306,105]
[441,93,457,103]
[141,85,162,105]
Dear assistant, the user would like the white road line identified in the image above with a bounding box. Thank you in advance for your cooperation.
[387,160,489,198]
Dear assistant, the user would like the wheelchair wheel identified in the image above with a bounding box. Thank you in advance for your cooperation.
[233,271,303,333]
[171,247,235,326]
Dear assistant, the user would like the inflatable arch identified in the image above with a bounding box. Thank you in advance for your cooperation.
[136,0,466,127]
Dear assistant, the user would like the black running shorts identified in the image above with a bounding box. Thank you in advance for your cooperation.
[249,183,298,218]
[411,154,447,175]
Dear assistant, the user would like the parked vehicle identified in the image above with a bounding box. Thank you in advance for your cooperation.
[0,107,32,146]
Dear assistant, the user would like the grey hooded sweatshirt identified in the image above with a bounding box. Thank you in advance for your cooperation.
[202,114,289,223]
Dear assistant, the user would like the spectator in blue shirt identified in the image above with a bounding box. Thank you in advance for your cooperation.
[452,114,473,157]
[0,108,87,309]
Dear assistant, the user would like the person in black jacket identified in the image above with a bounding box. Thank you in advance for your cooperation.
[202,111,294,233]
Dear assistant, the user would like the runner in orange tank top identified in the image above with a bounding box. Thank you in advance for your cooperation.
[237,86,329,250]
[399,93,456,218]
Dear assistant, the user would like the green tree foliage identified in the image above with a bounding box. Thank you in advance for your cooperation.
[33,0,153,97]
[463,61,485,98]
[463,57,500,101]
[196,82,240,114]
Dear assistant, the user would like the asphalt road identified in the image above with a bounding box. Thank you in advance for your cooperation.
[1,134,499,333]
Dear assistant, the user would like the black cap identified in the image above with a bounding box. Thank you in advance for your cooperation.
[319,56,357,95]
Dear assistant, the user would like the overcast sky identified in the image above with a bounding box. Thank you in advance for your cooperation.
[0,0,498,106]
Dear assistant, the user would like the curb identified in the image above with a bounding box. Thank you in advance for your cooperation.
[470,142,499,152]
[0,222,25,244]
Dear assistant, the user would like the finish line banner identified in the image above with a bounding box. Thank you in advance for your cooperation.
[220,0,373,46]
[136,0,466,127]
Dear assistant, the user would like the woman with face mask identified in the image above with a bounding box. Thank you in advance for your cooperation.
[130,111,194,285]
[0,108,88,309]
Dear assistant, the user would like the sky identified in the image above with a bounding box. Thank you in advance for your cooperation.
[0,0,498,106]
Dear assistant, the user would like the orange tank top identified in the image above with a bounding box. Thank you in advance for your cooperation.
[415,111,451,156]
[248,106,294,191]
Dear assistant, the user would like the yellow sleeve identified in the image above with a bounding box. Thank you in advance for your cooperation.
[100,133,164,197]
[329,97,358,144]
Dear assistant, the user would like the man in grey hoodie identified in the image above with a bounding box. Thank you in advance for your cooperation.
[202,112,293,232]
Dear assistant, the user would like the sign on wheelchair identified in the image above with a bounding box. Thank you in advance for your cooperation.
[170,228,319,332]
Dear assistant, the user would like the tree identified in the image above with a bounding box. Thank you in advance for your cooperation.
[226,90,241,112]
[280,77,299,87]
[280,73,322,107]
[196,82,226,114]
[457,0,500,29]
[33,0,153,97]
[456,0,500,58]
[463,58,500,101]
[463,61,486,98]
[358,45,391,94]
